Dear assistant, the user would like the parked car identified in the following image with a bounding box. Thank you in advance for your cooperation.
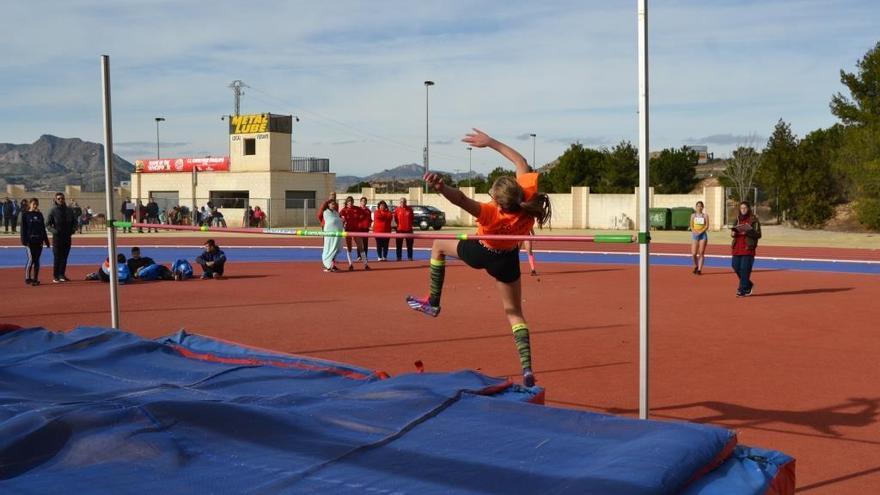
[411,205,446,231]
[366,203,446,231]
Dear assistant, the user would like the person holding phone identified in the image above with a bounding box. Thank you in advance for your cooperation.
[730,201,762,297]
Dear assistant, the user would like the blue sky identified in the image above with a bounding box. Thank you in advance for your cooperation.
[3,0,878,176]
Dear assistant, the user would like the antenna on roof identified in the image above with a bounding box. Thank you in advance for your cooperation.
[228,80,249,116]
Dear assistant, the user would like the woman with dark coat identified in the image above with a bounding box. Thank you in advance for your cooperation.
[730,201,762,297]
[20,198,51,286]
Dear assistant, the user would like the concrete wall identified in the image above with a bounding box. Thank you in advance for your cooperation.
[4,184,129,217]
[357,185,726,230]
[229,131,291,172]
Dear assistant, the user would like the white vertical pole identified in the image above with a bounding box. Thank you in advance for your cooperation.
[101,55,120,329]
[303,198,308,228]
[637,0,650,420]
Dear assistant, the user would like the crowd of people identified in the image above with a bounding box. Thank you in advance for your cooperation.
[316,193,415,272]
[83,241,227,283]
[5,197,95,235]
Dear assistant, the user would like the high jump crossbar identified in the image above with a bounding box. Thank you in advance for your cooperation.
[113,222,634,244]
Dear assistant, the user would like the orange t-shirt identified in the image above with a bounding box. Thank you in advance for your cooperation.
[476,173,538,250]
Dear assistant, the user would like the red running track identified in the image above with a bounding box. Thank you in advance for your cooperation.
[1,258,878,493]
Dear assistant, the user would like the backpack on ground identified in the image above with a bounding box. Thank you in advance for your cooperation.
[171,259,193,280]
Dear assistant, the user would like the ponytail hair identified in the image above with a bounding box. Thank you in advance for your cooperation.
[521,193,552,228]
[489,176,552,228]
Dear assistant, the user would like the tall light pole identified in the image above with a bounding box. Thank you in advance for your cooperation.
[154,117,165,160]
[424,80,435,194]
[141,116,165,225]
[529,133,537,169]
[467,146,473,188]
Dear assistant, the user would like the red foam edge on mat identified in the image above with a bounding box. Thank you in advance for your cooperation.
[168,343,382,381]
[766,459,796,495]
[0,323,23,335]
[685,433,739,487]
[176,331,390,380]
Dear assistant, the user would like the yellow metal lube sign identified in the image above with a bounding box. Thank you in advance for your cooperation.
[229,114,269,134]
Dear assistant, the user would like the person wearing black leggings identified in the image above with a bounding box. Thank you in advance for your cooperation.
[46,192,77,283]
[20,198,50,286]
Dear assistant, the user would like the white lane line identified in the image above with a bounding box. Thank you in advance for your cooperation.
[1,245,877,264]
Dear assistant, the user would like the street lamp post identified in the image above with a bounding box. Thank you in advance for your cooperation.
[143,117,165,226]
[467,146,473,188]
[424,80,435,194]
[530,133,536,169]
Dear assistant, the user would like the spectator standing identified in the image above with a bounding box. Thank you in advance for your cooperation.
[20,198,50,286]
[121,198,134,233]
[46,192,77,283]
[253,206,266,227]
[243,206,254,228]
[18,199,29,232]
[2,198,13,233]
[71,202,83,234]
[146,198,160,232]
[358,197,372,261]
[82,205,93,232]
[136,200,146,233]
[195,239,227,279]
[339,196,369,271]
[690,201,710,275]
[372,201,393,261]
[730,201,762,297]
[321,199,342,272]
[317,192,337,227]
[393,197,415,261]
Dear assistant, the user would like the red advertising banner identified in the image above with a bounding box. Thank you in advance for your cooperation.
[135,157,230,173]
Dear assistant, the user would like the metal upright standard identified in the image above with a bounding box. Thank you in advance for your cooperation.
[101,55,120,329]
[637,0,651,420]
[424,80,435,194]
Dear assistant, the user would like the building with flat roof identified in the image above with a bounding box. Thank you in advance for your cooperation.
[131,113,334,227]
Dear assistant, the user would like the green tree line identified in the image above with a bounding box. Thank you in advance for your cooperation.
[754,41,880,229]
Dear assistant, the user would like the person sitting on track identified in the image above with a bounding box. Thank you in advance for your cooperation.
[195,239,227,279]
[127,246,173,280]
[86,253,129,282]
[406,129,552,388]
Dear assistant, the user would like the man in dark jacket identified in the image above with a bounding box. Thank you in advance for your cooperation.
[195,239,227,279]
[146,198,160,233]
[46,192,77,283]
[2,198,14,233]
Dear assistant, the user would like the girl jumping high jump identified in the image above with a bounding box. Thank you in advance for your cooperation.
[406,129,551,387]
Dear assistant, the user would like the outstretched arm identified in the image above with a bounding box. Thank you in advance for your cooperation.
[423,172,482,218]
[462,129,530,176]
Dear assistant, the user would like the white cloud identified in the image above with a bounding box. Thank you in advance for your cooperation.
[3,0,878,174]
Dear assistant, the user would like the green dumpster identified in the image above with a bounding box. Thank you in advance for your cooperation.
[670,207,695,230]
[648,208,671,230]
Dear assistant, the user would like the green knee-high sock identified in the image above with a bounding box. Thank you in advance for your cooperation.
[428,258,446,307]
[512,323,532,371]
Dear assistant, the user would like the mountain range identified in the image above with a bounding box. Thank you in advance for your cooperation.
[0,135,134,192]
